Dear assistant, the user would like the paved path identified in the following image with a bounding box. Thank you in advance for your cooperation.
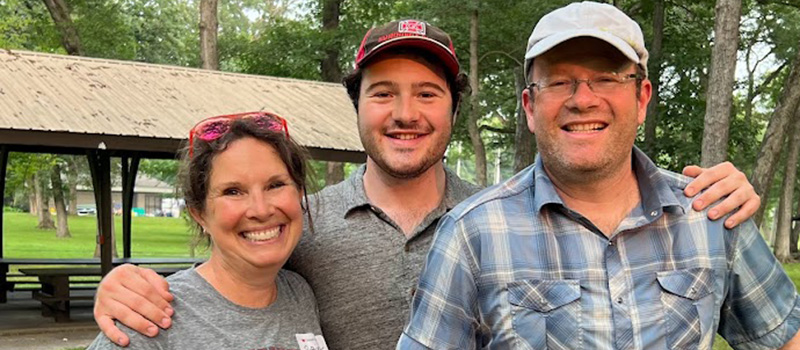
[0,327,99,350]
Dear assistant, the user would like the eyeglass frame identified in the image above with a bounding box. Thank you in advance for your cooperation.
[188,111,290,157]
[525,72,641,99]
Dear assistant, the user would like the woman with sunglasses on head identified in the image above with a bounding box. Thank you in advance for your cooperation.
[87,112,327,350]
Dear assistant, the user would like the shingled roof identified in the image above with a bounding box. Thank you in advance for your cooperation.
[0,49,364,162]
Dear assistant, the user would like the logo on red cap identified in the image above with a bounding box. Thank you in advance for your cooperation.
[398,20,426,36]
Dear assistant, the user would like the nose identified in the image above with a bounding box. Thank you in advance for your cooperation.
[245,191,273,221]
[565,80,600,111]
[392,94,420,125]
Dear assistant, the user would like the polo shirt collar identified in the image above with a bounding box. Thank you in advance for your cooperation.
[342,163,465,218]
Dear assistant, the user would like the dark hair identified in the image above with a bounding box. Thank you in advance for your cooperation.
[342,48,469,117]
[179,118,313,247]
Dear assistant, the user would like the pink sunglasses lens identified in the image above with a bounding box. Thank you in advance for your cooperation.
[251,115,283,132]
[197,120,230,141]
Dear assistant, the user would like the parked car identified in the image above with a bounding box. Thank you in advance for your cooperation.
[76,205,97,216]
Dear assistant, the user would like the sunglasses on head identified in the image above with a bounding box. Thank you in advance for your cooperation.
[188,111,290,157]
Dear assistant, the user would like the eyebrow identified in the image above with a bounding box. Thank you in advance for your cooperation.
[364,81,447,94]
[364,81,398,94]
[413,82,447,94]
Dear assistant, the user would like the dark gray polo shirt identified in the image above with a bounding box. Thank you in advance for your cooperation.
[286,164,479,350]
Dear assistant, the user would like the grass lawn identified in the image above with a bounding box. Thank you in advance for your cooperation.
[3,212,205,259]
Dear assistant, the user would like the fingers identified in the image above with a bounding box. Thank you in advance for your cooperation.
[714,186,761,229]
[683,162,737,198]
[95,313,129,347]
[139,268,174,313]
[94,264,174,345]
[682,161,760,228]
[681,165,703,182]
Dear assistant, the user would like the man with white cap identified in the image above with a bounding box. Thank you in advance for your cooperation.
[91,16,761,350]
[398,2,800,349]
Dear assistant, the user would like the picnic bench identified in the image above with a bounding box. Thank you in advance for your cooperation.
[1,257,204,303]
[19,266,186,322]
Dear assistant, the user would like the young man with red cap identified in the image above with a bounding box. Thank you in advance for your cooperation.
[399,3,799,349]
[92,18,760,350]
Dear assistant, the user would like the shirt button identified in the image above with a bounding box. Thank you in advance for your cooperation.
[616,297,624,304]
[650,210,659,217]
[608,240,615,246]
[690,287,697,295]
[409,287,417,297]
[404,245,410,252]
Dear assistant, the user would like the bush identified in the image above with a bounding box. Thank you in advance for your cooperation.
[3,206,23,213]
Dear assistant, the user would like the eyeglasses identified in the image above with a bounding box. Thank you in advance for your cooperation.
[188,111,290,157]
[526,73,639,98]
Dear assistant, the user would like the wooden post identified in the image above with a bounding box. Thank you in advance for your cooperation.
[87,149,113,275]
[121,155,140,259]
[0,145,8,303]
[0,145,8,259]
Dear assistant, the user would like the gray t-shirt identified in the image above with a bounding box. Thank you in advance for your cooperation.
[286,164,479,350]
[87,268,323,350]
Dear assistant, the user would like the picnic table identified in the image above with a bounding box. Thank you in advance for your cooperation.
[1,257,204,303]
[19,266,186,322]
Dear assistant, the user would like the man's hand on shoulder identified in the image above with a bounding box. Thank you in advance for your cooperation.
[93,264,174,347]
[682,161,760,229]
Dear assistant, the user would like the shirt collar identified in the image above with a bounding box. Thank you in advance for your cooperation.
[533,146,686,215]
[342,163,466,217]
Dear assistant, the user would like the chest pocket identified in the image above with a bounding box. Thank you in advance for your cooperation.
[507,279,581,350]
[656,268,716,349]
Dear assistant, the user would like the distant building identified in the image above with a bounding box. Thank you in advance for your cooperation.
[76,175,179,217]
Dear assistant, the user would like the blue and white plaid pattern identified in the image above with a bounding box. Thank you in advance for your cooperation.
[398,148,800,350]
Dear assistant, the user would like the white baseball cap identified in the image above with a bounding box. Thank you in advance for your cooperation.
[524,1,649,79]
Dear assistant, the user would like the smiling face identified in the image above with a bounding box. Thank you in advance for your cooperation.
[191,137,304,271]
[522,37,651,182]
[357,53,453,179]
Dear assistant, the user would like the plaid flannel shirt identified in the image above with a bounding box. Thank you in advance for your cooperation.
[398,147,800,350]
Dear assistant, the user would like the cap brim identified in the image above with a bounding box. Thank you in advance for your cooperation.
[357,37,460,77]
[525,29,639,66]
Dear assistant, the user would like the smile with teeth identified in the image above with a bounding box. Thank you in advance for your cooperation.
[241,226,282,242]
[389,133,422,140]
[564,123,607,132]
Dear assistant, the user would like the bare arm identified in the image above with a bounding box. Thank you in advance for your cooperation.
[93,264,174,347]
[682,161,760,229]
[778,328,800,349]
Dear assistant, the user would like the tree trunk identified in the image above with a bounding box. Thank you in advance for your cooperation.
[320,0,342,83]
[34,173,55,229]
[199,0,219,70]
[41,0,83,56]
[468,3,487,186]
[513,66,536,172]
[774,110,800,262]
[791,204,800,256]
[50,163,71,238]
[701,0,742,167]
[325,162,345,185]
[28,179,36,215]
[65,156,78,215]
[643,0,664,158]
[751,39,800,225]
[320,0,344,185]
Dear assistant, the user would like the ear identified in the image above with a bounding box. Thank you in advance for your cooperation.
[637,78,653,125]
[522,88,536,133]
[188,207,207,230]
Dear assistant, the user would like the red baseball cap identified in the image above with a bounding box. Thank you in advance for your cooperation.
[355,19,460,77]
